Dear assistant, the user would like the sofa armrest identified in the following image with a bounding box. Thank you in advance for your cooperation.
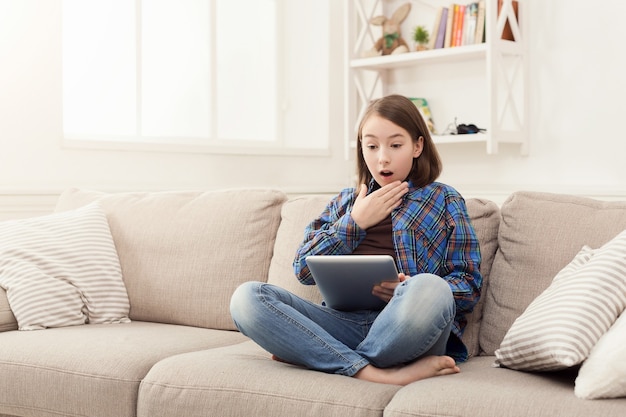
[0,288,18,332]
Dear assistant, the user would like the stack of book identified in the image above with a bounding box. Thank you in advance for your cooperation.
[428,1,485,50]
[428,1,519,50]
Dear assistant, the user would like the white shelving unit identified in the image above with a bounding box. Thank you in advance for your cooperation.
[344,0,529,157]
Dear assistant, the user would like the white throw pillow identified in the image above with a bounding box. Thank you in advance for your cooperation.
[0,203,130,330]
[575,309,626,399]
[494,229,626,371]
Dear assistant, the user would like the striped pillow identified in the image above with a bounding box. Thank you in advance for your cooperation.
[494,229,626,371]
[0,203,130,330]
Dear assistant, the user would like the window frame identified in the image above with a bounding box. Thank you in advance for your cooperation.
[60,0,331,157]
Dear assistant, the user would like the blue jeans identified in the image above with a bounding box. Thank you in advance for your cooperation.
[230,273,455,377]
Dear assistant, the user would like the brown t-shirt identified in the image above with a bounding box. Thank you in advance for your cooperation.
[352,215,396,259]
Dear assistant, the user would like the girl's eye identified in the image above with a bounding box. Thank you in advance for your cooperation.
[366,144,377,150]
[391,143,402,148]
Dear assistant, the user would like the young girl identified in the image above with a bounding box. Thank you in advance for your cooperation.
[230,94,482,386]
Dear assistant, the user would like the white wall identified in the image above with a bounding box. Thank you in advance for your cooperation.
[437,0,626,204]
[0,0,350,219]
[1,0,626,219]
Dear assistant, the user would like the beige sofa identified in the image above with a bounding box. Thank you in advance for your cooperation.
[1,187,625,417]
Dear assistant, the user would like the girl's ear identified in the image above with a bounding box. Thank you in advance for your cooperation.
[413,136,424,158]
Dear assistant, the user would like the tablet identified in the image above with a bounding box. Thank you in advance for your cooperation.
[305,255,399,311]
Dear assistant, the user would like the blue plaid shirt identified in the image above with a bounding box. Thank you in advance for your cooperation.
[293,181,482,362]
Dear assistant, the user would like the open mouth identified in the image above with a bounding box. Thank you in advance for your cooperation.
[380,171,393,178]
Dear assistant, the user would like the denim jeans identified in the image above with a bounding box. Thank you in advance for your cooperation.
[230,273,455,377]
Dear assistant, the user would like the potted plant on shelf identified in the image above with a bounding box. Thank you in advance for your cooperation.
[413,25,429,51]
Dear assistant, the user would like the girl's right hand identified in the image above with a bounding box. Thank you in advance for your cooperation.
[350,181,408,229]
[372,273,406,303]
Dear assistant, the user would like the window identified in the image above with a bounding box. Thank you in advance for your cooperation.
[62,0,329,153]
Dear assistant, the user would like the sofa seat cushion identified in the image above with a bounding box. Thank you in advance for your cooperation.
[0,321,247,417]
[55,188,287,331]
[384,356,626,417]
[480,191,626,355]
[138,340,401,417]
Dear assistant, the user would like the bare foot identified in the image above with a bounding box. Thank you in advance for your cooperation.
[354,355,460,385]
[271,354,291,364]
[271,354,304,367]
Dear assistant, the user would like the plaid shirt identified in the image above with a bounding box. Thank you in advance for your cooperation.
[293,181,482,362]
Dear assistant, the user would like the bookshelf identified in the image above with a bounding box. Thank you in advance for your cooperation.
[344,0,529,157]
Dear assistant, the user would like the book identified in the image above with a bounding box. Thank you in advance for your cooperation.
[475,0,486,44]
[409,98,437,135]
[464,3,478,45]
[450,4,459,47]
[428,7,443,50]
[498,0,519,41]
[454,4,466,47]
[444,3,455,48]
[435,7,448,49]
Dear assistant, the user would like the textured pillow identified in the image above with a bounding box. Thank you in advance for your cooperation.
[55,188,287,331]
[267,195,329,305]
[480,192,626,355]
[575,311,626,399]
[0,289,17,332]
[494,228,626,371]
[0,203,130,330]
[458,198,500,358]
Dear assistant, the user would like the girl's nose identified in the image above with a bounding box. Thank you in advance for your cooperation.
[379,149,390,164]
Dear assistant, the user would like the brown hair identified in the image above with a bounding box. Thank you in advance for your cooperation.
[356,94,442,188]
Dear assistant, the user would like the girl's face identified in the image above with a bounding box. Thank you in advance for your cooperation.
[360,114,423,186]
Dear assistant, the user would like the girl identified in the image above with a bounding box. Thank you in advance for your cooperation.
[230,94,482,386]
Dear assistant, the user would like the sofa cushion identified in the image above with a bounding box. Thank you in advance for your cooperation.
[480,191,626,355]
[576,300,626,399]
[0,290,17,332]
[384,356,626,417]
[458,198,500,358]
[0,202,130,330]
[138,340,402,417]
[55,188,287,331]
[494,229,626,371]
[267,195,330,304]
[0,321,248,417]
[267,194,500,359]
